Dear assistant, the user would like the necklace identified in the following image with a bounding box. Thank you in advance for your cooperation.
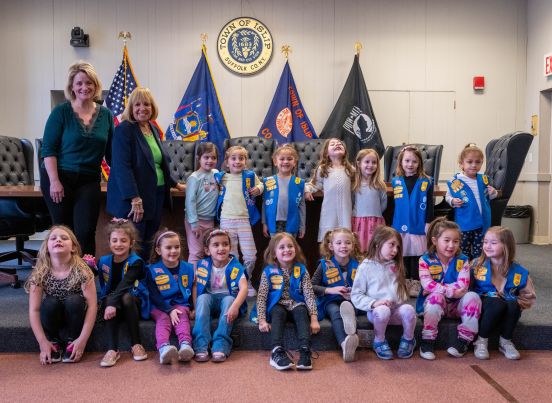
[140,124,153,137]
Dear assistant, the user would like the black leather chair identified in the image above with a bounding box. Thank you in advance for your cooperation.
[485,132,533,226]
[0,136,39,287]
[162,140,197,183]
[223,137,276,178]
[383,144,444,183]
[294,139,325,182]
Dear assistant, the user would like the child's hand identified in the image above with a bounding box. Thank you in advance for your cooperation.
[67,337,86,362]
[487,185,498,198]
[304,191,314,201]
[262,224,270,238]
[451,197,463,208]
[373,299,392,308]
[326,286,348,296]
[188,310,195,320]
[298,229,305,239]
[39,339,56,365]
[310,317,321,334]
[226,305,239,323]
[191,227,202,238]
[82,254,96,268]
[104,306,117,320]
[170,308,183,326]
[249,187,261,197]
[259,320,271,332]
[175,183,186,191]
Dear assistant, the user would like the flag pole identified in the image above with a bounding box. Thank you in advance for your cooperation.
[355,42,362,56]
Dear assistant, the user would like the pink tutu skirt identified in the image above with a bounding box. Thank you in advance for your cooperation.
[400,233,426,257]
[351,216,386,253]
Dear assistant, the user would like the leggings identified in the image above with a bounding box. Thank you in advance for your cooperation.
[220,217,257,277]
[461,228,483,261]
[40,294,86,343]
[367,304,417,342]
[270,304,310,349]
[478,296,521,340]
[103,293,142,351]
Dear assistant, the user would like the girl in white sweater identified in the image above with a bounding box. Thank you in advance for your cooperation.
[351,226,417,360]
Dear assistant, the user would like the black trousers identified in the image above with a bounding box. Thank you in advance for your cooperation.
[134,185,165,261]
[403,256,421,280]
[479,296,521,339]
[40,294,86,343]
[103,293,142,350]
[40,168,101,255]
[270,304,310,349]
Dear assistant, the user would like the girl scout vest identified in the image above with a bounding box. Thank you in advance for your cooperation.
[473,259,528,301]
[447,173,491,233]
[97,252,143,300]
[147,260,194,309]
[316,257,358,321]
[195,255,248,316]
[392,176,431,235]
[264,263,307,322]
[263,175,305,234]
[415,252,468,314]
[214,170,260,225]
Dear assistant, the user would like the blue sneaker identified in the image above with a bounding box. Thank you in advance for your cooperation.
[372,340,393,360]
[397,337,416,359]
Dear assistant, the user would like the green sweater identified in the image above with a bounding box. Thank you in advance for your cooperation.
[41,101,114,176]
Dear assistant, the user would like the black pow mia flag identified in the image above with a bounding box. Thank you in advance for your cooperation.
[320,54,385,160]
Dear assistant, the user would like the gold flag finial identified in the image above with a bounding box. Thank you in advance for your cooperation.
[200,33,208,46]
[281,45,292,60]
[355,42,362,55]
[118,31,132,46]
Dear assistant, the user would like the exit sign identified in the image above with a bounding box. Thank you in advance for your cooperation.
[546,53,552,77]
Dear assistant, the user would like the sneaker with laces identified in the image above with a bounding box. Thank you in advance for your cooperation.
[473,337,489,360]
[341,334,359,362]
[296,346,313,370]
[397,337,416,359]
[499,337,520,360]
[419,339,436,360]
[340,301,357,336]
[131,344,148,361]
[100,350,120,367]
[270,346,294,370]
[158,344,178,365]
[50,342,62,363]
[178,342,194,362]
[447,337,469,358]
[373,339,393,360]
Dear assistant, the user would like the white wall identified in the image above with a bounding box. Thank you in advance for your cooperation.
[1,0,538,235]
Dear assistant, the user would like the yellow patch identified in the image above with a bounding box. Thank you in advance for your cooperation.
[103,273,109,283]
[351,269,357,281]
[181,275,188,288]
[265,178,276,188]
[482,175,489,185]
[197,278,207,286]
[246,178,251,189]
[155,274,170,285]
[230,267,239,280]
[295,177,301,185]
[450,179,463,193]
[394,186,403,195]
[294,265,301,278]
[270,275,283,286]
[421,181,428,192]
[325,268,339,278]
[456,260,464,272]
[429,265,442,275]
[474,266,487,281]
[133,280,139,287]
[159,284,170,291]
[272,284,282,290]
[197,267,208,278]
[513,273,521,286]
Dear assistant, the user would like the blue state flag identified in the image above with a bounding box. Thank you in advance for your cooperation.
[166,45,230,159]
[258,61,317,144]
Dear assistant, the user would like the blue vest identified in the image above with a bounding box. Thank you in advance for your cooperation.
[147,260,194,309]
[316,257,358,320]
[447,173,491,233]
[392,176,431,235]
[195,255,248,316]
[264,264,306,322]
[415,253,468,314]
[473,259,529,302]
[97,252,143,300]
[215,170,261,225]
[263,175,304,234]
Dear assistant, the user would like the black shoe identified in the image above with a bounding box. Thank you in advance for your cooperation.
[419,339,436,360]
[50,342,62,363]
[447,338,469,358]
[62,341,75,363]
[270,346,293,370]
[296,346,313,370]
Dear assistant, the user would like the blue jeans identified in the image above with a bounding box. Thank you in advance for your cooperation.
[192,293,236,356]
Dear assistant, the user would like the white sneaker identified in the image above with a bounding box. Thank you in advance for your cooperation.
[341,334,359,362]
[178,342,195,362]
[340,301,357,335]
[159,344,178,365]
[247,283,257,297]
[473,337,489,360]
[499,337,520,360]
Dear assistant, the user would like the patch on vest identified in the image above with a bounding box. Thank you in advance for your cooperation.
[429,265,442,275]
[456,260,464,272]
[155,274,170,285]
[230,267,239,280]
[513,273,521,286]
[293,265,301,279]
[294,177,301,185]
[181,275,188,288]
[271,275,283,290]
[197,267,209,278]
[450,179,463,193]
[421,181,428,192]
[474,266,487,281]
[351,269,357,281]
[482,175,489,185]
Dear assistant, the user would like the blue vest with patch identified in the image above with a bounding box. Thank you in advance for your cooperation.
[447,173,491,233]
[97,252,143,300]
[392,176,431,235]
[316,257,358,320]
[215,170,261,225]
[147,260,194,309]
[473,259,528,302]
[195,255,248,316]
[263,175,304,234]
[264,264,306,322]
[415,252,468,314]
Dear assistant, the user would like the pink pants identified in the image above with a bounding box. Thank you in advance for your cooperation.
[220,217,256,276]
[150,305,192,350]
[367,303,417,342]
[185,219,215,265]
[421,291,481,341]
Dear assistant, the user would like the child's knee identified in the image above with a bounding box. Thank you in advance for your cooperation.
[373,305,391,321]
